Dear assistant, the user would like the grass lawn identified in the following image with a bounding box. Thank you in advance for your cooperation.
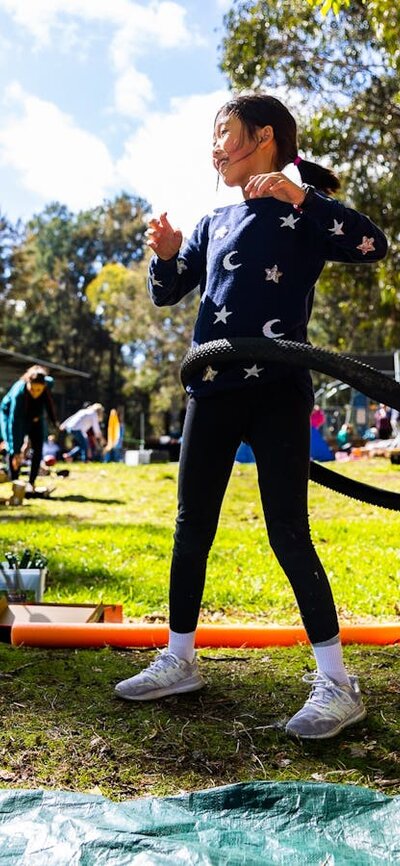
[0,458,399,799]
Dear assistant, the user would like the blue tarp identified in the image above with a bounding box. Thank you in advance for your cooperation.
[0,781,399,864]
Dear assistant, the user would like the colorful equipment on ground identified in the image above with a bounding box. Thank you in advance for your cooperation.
[105,408,120,452]
[10,621,400,648]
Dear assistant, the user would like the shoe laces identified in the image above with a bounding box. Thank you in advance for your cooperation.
[302,672,353,715]
[141,651,185,685]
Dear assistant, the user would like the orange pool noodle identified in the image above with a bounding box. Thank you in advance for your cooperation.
[11,621,400,648]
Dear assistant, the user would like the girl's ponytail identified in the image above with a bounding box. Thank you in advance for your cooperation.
[295,157,340,195]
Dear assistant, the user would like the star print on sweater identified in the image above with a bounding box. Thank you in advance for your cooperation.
[329,220,344,235]
[202,366,218,382]
[148,193,387,398]
[214,225,229,239]
[265,265,283,283]
[357,236,376,255]
[280,214,299,229]
[214,305,232,325]
[244,364,264,378]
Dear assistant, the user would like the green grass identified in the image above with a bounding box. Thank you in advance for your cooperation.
[0,460,399,621]
[0,459,399,799]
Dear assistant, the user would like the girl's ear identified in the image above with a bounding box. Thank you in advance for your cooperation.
[257,125,274,146]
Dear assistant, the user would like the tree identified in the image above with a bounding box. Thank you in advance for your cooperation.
[220,0,400,353]
[0,212,15,298]
[2,191,199,437]
[221,1,400,108]
[86,254,199,437]
[308,0,400,51]
[0,214,23,345]
[309,0,349,14]
[2,194,151,411]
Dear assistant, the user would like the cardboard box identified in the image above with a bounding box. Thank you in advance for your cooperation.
[0,600,123,642]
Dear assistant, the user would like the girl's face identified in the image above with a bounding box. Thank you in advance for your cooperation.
[212,112,275,190]
[212,113,259,187]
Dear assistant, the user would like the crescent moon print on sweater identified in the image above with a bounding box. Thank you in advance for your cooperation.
[148,192,387,399]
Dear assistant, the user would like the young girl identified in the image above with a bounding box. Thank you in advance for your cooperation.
[116,93,387,739]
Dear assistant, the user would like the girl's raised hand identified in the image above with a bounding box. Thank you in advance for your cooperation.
[245,172,305,207]
[146,212,183,261]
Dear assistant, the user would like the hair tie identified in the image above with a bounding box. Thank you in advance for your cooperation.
[293,156,302,166]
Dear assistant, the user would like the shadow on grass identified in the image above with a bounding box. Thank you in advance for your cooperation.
[0,645,399,799]
[0,511,128,526]
[49,495,124,504]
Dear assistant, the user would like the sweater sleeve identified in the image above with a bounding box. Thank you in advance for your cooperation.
[298,190,388,263]
[0,393,11,446]
[148,215,210,307]
[0,383,24,454]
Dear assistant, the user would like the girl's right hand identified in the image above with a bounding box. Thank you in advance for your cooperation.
[146,212,183,261]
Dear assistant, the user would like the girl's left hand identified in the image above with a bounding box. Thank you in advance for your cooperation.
[245,172,305,206]
[146,212,183,261]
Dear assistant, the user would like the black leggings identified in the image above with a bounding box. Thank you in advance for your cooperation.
[8,421,43,485]
[170,379,339,645]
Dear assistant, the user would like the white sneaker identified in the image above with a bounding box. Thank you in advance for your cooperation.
[115,650,205,701]
[285,672,366,739]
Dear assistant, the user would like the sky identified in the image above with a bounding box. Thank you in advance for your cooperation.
[0,0,245,237]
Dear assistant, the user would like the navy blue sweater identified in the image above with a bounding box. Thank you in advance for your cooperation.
[148,191,387,400]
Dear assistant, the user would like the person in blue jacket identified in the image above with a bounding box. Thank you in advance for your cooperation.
[115,92,388,739]
[0,365,58,493]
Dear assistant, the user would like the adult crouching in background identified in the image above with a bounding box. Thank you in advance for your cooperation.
[0,365,58,494]
[60,403,105,462]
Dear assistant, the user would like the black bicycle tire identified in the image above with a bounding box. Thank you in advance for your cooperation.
[180,337,400,511]
[181,337,400,411]
[309,461,400,510]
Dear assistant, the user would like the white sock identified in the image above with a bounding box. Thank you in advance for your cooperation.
[168,629,196,662]
[312,636,351,686]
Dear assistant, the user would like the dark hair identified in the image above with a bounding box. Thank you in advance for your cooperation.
[22,364,48,384]
[214,93,340,194]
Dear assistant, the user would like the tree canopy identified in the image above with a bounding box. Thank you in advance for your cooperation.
[0,193,198,438]
[2,2,399,439]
